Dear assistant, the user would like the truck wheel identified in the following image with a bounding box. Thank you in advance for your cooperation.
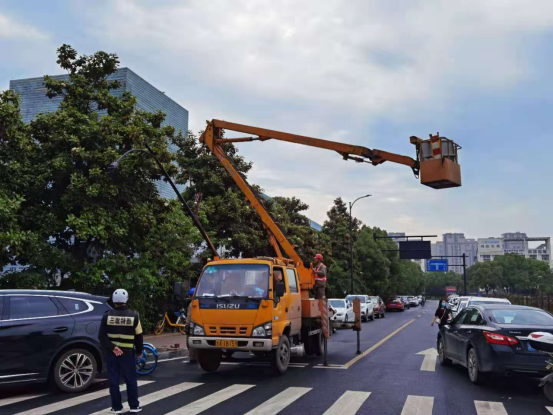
[271,335,290,375]
[313,331,324,357]
[197,349,222,372]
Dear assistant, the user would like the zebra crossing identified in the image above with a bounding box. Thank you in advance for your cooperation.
[1,381,552,414]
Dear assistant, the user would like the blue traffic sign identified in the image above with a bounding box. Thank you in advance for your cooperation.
[427,259,448,272]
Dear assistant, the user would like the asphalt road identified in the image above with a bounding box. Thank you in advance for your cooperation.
[1,300,552,414]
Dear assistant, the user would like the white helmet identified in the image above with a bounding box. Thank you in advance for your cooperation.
[112,289,129,304]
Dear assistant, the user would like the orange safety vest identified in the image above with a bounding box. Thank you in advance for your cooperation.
[313,263,327,282]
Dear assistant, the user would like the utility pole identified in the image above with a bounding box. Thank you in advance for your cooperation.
[462,253,467,296]
[349,194,371,294]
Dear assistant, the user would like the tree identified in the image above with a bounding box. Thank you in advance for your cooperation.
[322,198,362,296]
[0,45,201,328]
[467,261,502,295]
[173,131,330,267]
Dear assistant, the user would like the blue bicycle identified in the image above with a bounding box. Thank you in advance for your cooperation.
[136,343,158,375]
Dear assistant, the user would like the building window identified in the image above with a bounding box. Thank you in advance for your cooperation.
[543,255,550,261]
[530,255,537,259]
[481,245,484,248]
[482,255,491,262]
[486,245,489,248]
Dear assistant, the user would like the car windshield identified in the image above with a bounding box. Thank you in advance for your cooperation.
[346,296,366,303]
[196,264,270,298]
[490,309,553,325]
[330,300,346,308]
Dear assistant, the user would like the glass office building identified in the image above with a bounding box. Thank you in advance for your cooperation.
[9,67,187,199]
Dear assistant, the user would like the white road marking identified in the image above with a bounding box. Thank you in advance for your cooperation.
[158,356,189,363]
[546,407,553,414]
[474,401,508,415]
[0,393,48,408]
[13,380,153,415]
[314,364,347,370]
[416,348,438,372]
[245,387,312,415]
[323,391,371,415]
[167,384,255,415]
[88,382,202,415]
[401,395,434,415]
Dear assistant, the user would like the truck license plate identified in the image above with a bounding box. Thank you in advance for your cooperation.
[216,340,238,348]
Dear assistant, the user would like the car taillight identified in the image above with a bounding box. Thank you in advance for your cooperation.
[483,331,518,346]
[530,333,543,339]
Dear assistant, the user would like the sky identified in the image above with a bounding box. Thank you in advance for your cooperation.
[2,0,553,243]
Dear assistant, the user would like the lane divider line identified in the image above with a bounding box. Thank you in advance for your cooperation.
[342,319,416,369]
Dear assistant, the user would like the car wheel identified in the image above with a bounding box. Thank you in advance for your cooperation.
[271,335,290,375]
[544,382,553,402]
[198,349,222,372]
[53,349,97,393]
[438,337,452,366]
[467,348,488,384]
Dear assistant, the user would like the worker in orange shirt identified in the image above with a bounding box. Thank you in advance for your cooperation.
[313,254,327,299]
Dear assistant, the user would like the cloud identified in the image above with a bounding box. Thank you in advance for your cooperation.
[88,0,553,122]
[0,13,47,40]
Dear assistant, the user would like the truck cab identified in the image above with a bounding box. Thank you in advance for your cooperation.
[188,257,319,373]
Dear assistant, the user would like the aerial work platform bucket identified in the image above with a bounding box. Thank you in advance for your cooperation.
[412,134,462,189]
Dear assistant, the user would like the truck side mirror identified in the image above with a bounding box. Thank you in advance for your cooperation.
[275,282,285,298]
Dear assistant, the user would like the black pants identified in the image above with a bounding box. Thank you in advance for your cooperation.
[106,351,139,410]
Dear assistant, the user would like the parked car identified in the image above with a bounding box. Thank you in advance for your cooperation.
[452,297,511,317]
[346,295,375,322]
[400,296,411,309]
[438,304,553,384]
[451,296,471,317]
[370,296,386,318]
[329,299,355,324]
[0,290,111,392]
[408,296,419,307]
[386,297,405,312]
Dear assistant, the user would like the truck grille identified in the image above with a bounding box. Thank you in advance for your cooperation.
[207,325,250,336]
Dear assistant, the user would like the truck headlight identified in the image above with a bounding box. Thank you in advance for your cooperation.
[252,322,272,337]
[191,322,205,336]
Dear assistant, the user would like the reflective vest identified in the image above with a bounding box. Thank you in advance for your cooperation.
[313,263,327,282]
[105,308,142,351]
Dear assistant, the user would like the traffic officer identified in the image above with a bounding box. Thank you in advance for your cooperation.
[313,253,327,299]
[99,289,143,414]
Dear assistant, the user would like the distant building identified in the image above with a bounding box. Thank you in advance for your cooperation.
[431,233,478,270]
[9,68,187,199]
[477,233,550,266]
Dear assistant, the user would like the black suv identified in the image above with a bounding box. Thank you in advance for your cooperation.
[0,290,111,392]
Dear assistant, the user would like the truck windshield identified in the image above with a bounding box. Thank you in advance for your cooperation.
[196,264,270,299]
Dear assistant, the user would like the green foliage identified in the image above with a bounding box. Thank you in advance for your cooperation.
[468,254,553,295]
[173,131,331,269]
[0,45,200,329]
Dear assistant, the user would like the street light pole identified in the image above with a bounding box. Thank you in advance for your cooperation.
[349,194,371,294]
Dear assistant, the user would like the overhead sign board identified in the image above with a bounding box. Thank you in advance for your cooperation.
[427,259,448,272]
[399,241,432,260]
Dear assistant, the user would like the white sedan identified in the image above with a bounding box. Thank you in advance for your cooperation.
[329,299,355,324]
